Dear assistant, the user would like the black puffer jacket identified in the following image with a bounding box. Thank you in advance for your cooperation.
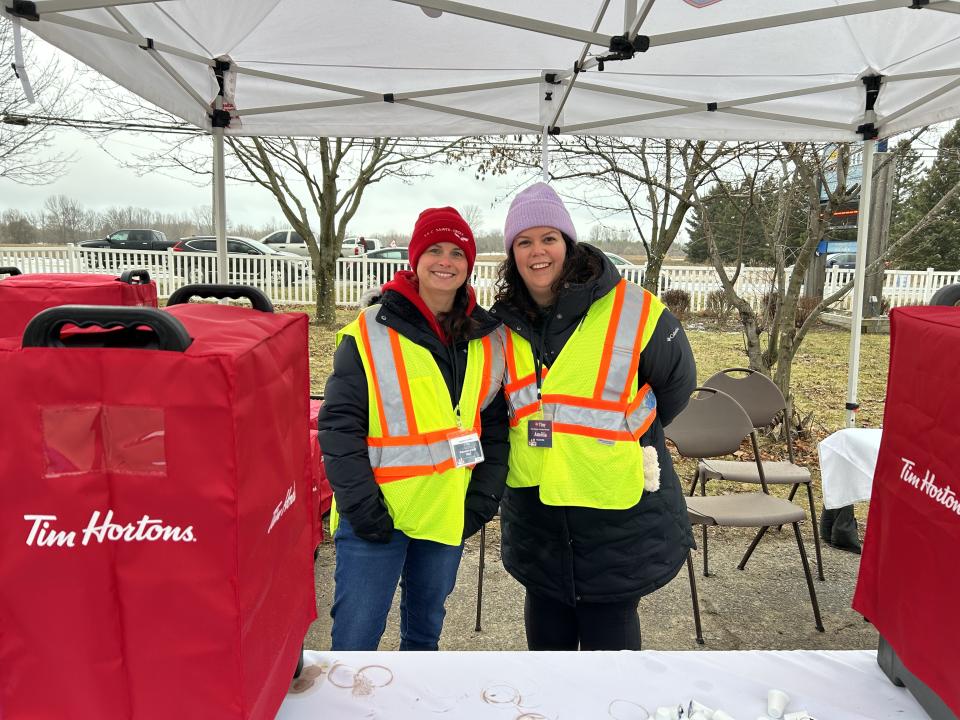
[490,244,696,605]
[318,284,510,543]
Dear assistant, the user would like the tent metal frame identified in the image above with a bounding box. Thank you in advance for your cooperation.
[9,0,960,423]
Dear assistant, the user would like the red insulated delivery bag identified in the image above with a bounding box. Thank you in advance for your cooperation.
[853,306,960,716]
[0,286,316,720]
[0,267,158,338]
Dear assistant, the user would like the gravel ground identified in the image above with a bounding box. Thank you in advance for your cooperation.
[304,518,875,653]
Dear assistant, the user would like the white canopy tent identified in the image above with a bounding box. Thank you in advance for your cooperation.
[7,0,960,425]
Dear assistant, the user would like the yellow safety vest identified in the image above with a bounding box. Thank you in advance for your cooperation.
[332,306,506,545]
[504,280,664,509]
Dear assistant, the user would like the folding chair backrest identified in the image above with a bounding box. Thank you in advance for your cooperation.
[664,387,753,459]
[703,368,785,429]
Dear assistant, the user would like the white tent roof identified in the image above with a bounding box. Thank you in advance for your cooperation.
[10,0,960,141]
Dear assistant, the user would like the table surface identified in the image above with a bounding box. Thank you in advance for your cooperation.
[818,428,883,509]
[277,649,927,720]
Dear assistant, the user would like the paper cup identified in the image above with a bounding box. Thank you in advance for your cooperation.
[689,700,715,718]
[767,689,790,719]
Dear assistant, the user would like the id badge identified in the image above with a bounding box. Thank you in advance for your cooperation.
[527,419,553,448]
[447,429,484,468]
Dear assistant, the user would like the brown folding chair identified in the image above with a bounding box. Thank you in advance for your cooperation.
[699,368,824,580]
[664,387,824,644]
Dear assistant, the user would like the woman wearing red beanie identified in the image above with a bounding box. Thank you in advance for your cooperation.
[318,207,508,651]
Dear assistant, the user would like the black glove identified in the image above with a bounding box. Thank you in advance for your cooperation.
[341,494,395,543]
[462,492,500,541]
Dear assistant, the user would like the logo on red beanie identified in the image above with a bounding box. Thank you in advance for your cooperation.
[409,207,476,273]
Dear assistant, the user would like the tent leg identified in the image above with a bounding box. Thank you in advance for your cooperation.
[844,138,876,428]
[212,126,228,285]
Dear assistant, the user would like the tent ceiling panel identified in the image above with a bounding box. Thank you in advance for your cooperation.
[10,0,960,140]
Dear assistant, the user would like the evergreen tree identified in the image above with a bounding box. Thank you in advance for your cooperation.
[893,121,960,270]
[686,178,804,265]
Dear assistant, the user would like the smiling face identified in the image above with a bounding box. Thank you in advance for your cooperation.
[511,226,567,307]
[415,241,469,313]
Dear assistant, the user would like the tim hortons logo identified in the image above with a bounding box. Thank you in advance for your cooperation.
[24,510,196,548]
[900,457,960,517]
[268,484,297,534]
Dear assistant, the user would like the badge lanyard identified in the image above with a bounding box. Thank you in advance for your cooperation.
[528,333,553,448]
[447,340,484,467]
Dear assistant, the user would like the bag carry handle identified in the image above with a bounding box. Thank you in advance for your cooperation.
[167,284,274,313]
[0,266,22,277]
[118,269,151,285]
[22,306,192,352]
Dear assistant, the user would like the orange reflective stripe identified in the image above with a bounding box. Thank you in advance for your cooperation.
[552,423,635,442]
[367,428,460,447]
[509,402,541,427]
[592,280,626,399]
[474,334,493,430]
[541,393,629,413]
[620,290,651,403]
[388,327,419,436]
[359,312,390,436]
[373,457,457,483]
[505,328,520,384]
[626,383,652,414]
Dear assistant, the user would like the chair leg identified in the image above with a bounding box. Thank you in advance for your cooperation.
[738,526,768,570]
[776,482,802,532]
[688,469,699,497]
[687,551,704,645]
[474,523,485,632]
[792,522,825,632]
[805,482,825,581]
[702,525,710,577]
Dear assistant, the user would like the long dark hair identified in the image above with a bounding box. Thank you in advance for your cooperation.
[494,234,603,323]
[437,283,478,344]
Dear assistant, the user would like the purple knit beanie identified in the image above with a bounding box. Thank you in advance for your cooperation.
[503,182,577,254]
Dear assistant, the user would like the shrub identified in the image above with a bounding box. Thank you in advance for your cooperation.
[794,296,820,328]
[662,288,691,318]
[705,289,733,325]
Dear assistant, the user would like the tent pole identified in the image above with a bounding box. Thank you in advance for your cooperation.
[212,122,228,285]
[541,125,550,181]
[844,137,876,428]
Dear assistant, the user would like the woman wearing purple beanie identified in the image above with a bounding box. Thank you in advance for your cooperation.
[491,183,697,650]
[319,207,509,651]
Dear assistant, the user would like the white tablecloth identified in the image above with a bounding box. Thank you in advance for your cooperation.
[818,428,883,509]
[277,649,926,720]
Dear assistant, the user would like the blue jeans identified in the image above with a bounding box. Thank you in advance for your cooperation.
[330,516,464,651]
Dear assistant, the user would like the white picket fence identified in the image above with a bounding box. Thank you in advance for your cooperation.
[2,245,958,312]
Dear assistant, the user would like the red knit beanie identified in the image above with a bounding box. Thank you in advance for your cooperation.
[408,207,476,275]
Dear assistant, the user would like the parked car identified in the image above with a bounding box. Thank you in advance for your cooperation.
[80,229,175,252]
[172,236,307,284]
[826,252,856,269]
[340,236,383,258]
[603,252,632,267]
[259,229,312,257]
[353,246,410,287]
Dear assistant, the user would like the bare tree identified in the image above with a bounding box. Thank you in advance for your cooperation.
[697,138,960,407]
[494,136,738,292]
[458,203,485,233]
[42,194,86,244]
[0,18,80,184]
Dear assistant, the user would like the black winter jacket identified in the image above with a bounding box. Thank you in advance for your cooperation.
[489,244,696,605]
[318,288,510,543]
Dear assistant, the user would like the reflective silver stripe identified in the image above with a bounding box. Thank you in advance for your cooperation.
[480,327,507,411]
[601,283,648,402]
[368,438,454,471]
[361,307,409,437]
[626,388,657,436]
